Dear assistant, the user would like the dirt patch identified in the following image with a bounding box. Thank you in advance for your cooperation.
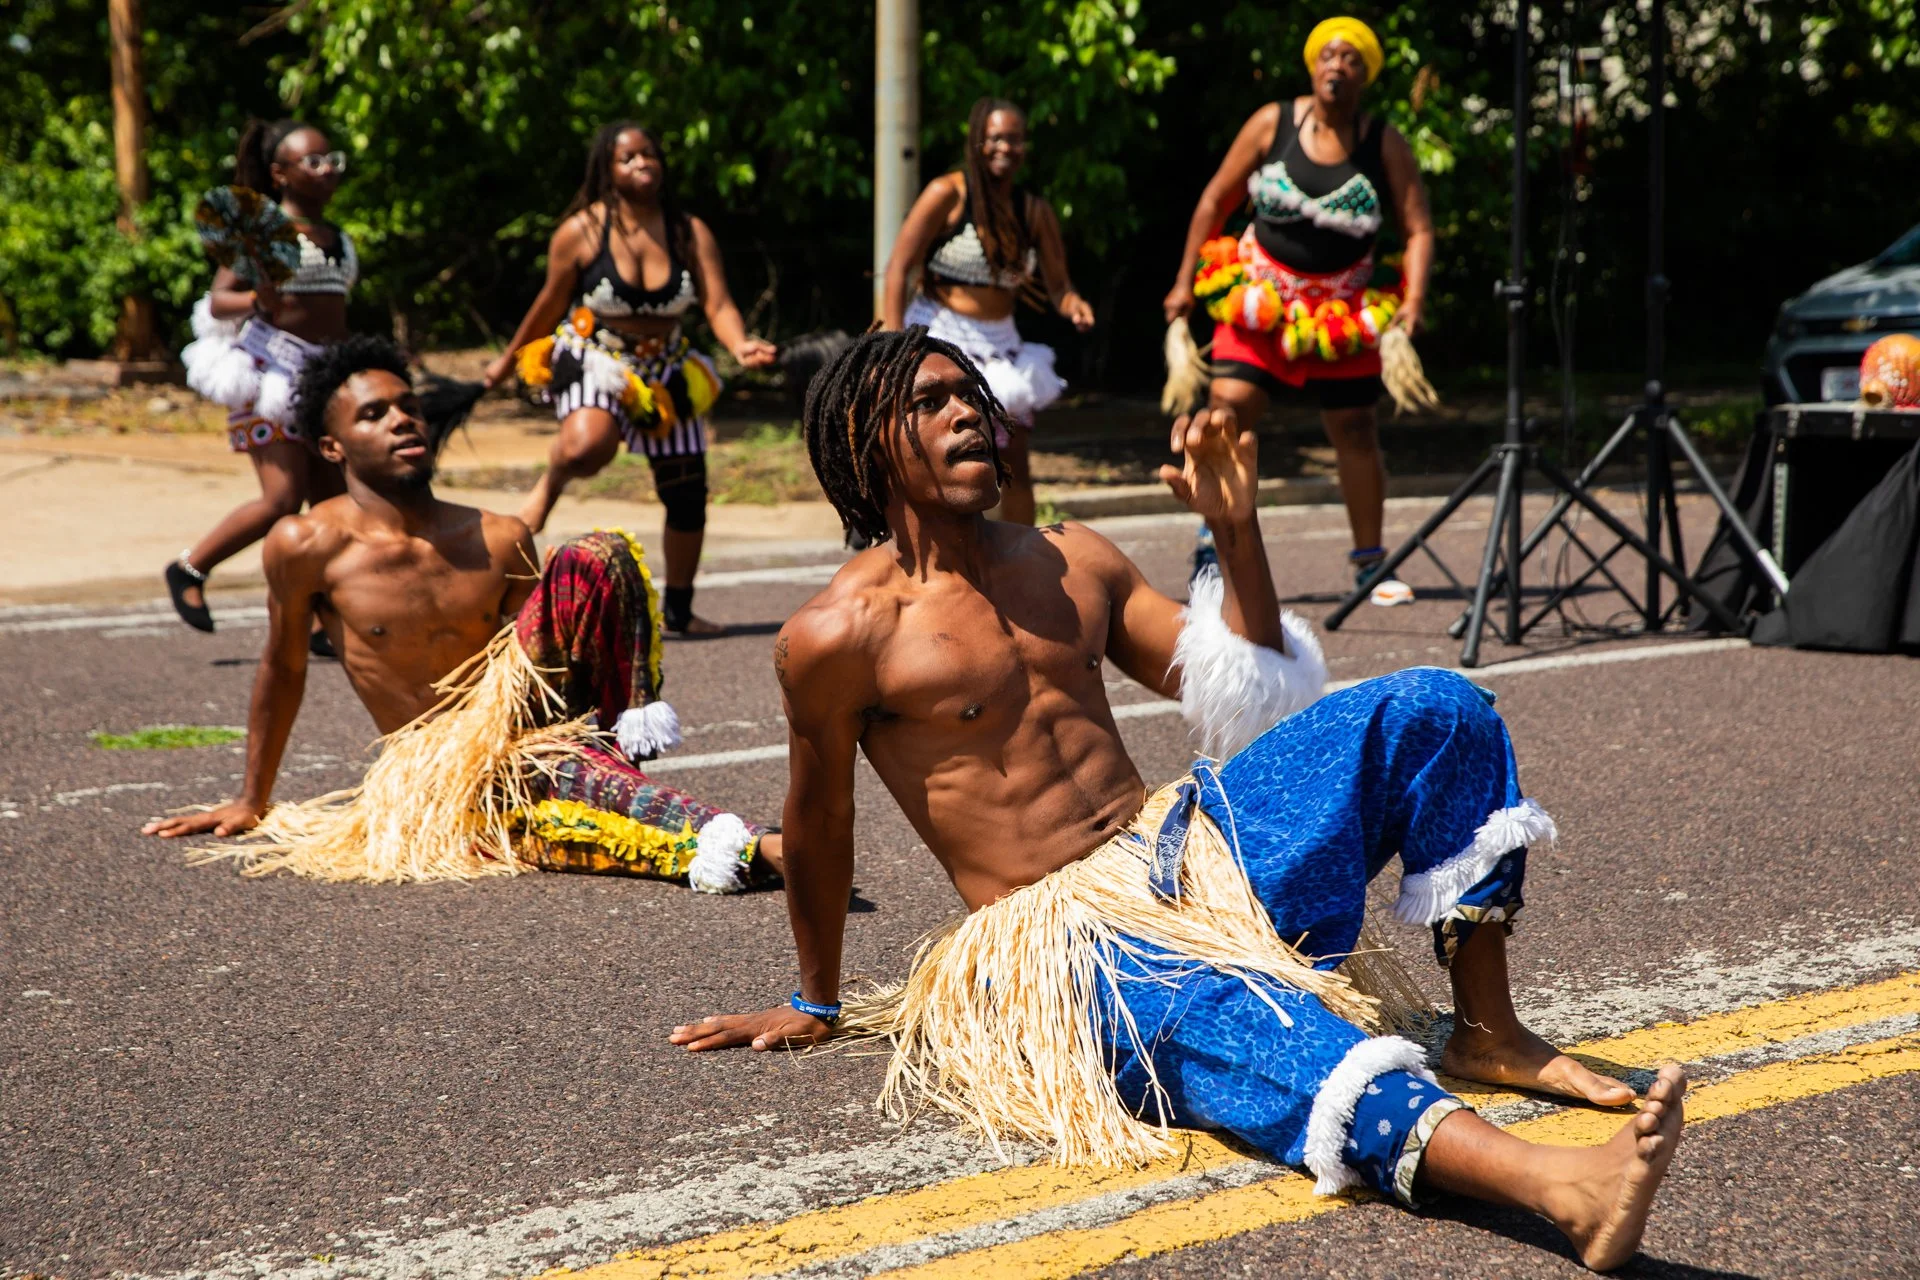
[1,385,227,438]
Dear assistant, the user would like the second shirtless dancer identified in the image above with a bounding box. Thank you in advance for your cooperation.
[147,335,781,891]
[673,327,1686,1271]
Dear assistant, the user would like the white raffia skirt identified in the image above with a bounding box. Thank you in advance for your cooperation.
[179,297,322,451]
[905,296,1065,431]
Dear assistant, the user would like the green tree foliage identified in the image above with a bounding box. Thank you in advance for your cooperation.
[1,0,296,351]
[4,0,1916,390]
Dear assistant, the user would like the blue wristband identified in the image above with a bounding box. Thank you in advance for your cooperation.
[790,991,842,1023]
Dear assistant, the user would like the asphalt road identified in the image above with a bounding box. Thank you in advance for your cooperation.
[4,490,1918,1280]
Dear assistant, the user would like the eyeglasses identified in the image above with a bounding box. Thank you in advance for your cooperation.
[295,151,349,174]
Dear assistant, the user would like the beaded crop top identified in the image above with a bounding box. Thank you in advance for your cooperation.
[924,187,1038,290]
[243,223,357,295]
[1247,105,1388,274]
[576,206,699,320]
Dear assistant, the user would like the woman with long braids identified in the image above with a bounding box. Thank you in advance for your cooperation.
[881,97,1094,525]
[485,122,776,636]
[1166,18,1433,603]
[171,118,354,635]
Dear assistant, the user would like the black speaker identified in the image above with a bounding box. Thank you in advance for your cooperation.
[1772,435,1918,575]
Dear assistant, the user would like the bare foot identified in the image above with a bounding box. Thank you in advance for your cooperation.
[756,832,785,877]
[669,613,726,636]
[1443,1023,1637,1107]
[1543,1063,1687,1270]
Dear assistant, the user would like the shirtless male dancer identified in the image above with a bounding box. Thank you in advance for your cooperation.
[673,328,1684,1270]
[145,335,780,889]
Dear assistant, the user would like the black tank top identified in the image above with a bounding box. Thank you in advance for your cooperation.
[1247,105,1389,273]
[574,206,698,319]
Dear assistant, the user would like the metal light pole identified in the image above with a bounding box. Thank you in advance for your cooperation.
[872,0,919,320]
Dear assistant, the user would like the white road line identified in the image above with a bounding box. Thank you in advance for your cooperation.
[0,493,1669,635]
[116,915,1920,1280]
[0,605,270,634]
[695,563,846,589]
[651,639,1751,774]
[18,639,1754,801]
[645,742,791,773]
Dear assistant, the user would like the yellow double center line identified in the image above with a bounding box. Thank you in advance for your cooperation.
[548,971,1920,1280]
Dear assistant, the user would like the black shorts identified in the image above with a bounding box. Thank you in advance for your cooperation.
[1213,362,1383,410]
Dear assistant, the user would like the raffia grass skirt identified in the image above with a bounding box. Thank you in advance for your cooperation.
[843,779,1430,1167]
[193,629,596,883]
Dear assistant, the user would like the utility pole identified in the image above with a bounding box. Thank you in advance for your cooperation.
[872,0,919,320]
[108,0,159,362]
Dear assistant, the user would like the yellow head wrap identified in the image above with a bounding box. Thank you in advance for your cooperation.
[1304,17,1384,86]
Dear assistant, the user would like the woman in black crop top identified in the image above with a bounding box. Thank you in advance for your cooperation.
[1165,20,1434,603]
[879,98,1094,525]
[486,121,776,634]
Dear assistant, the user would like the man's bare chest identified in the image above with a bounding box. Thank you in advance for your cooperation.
[321,543,507,647]
[871,574,1110,724]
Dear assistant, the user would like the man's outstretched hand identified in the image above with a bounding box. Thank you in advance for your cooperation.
[670,1006,836,1052]
[1158,406,1260,527]
[141,799,265,839]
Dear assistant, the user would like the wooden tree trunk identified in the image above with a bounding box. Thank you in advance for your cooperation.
[108,0,158,361]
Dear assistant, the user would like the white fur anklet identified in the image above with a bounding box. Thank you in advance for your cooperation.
[1302,1035,1438,1195]
[1392,800,1557,926]
[687,813,753,894]
[614,701,682,761]
[1170,566,1329,759]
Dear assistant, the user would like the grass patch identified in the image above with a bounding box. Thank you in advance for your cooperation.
[91,724,245,750]
[569,421,821,506]
[710,422,817,506]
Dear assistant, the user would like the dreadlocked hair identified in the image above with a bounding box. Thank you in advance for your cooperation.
[562,121,696,283]
[960,97,1043,306]
[801,325,1012,546]
[234,118,313,198]
[294,334,413,443]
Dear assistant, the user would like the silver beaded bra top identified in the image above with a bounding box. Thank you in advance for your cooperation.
[925,221,1037,290]
[281,228,359,296]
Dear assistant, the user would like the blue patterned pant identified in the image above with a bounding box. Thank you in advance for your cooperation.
[1102,668,1543,1202]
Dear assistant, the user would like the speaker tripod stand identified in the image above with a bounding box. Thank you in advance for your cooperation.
[1321,0,1778,666]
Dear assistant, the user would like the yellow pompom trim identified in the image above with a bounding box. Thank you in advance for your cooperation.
[517,336,555,388]
[511,798,699,876]
[682,355,720,419]
[619,369,659,419]
[600,526,664,699]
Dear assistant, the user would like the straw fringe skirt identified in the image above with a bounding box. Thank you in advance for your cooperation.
[844,780,1426,1168]
[195,629,595,883]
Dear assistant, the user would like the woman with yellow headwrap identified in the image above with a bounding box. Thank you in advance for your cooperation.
[1165,17,1436,606]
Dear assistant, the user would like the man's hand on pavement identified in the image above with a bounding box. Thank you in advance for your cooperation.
[1158,406,1260,528]
[669,1006,836,1052]
[141,799,266,839]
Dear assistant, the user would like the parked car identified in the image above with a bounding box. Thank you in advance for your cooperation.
[1762,223,1920,404]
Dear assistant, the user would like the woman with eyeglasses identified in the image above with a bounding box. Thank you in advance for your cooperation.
[172,118,356,636]
[880,97,1094,525]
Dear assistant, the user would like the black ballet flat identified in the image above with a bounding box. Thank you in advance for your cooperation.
[308,628,338,660]
[164,560,215,633]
